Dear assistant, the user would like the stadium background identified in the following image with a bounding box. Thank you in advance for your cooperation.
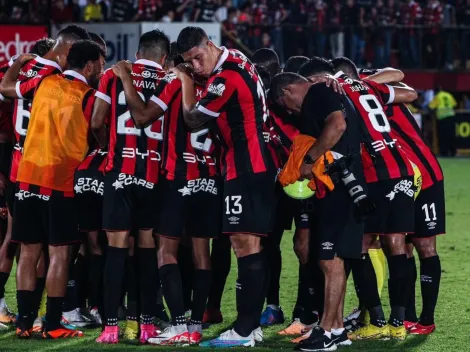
[0,0,469,350]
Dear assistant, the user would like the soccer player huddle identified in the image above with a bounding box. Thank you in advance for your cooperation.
[0,24,444,351]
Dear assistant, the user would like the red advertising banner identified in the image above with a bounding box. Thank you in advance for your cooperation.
[0,25,48,65]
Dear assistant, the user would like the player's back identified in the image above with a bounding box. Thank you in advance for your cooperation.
[102,60,166,183]
[335,71,414,183]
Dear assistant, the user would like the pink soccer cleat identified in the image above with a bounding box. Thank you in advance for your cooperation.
[139,323,159,344]
[96,325,119,344]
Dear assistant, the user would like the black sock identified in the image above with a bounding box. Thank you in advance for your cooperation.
[16,290,34,329]
[137,248,158,319]
[265,228,283,307]
[103,246,127,325]
[125,254,139,321]
[233,252,266,337]
[33,278,46,314]
[45,297,63,331]
[191,269,212,324]
[419,255,441,326]
[350,259,362,308]
[159,264,185,325]
[0,272,9,298]
[88,254,104,309]
[178,245,194,312]
[405,257,418,322]
[63,277,77,313]
[387,254,408,327]
[207,236,231,310]
[75,253,88,309]
[354,253,385,327]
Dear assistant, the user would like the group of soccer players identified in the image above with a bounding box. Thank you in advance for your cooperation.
[0,23,444,351]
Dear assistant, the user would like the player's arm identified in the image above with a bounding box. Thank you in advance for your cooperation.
[368,80,417,105]
[112,61,165,128]
[91,98,110,148]
[363,67,404,84]
[0,54,35,98]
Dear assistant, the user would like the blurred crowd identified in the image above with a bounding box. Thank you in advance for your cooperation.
[1,0,470,69]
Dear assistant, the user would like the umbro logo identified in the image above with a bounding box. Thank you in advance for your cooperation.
[427,221,437,230]
[421,275,432,283]
[228,216,239,224]
[322,242,333,250]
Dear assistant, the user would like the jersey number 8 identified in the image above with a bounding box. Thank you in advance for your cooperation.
[117,91,163,140]
[359,94,391,133]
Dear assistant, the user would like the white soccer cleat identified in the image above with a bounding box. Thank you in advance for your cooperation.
[62,308,92,327]
[147,325,189,345]
[88,307,102,325]
[253,327,263,342]
[199,328,256,348]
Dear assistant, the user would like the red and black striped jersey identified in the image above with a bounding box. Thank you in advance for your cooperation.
[264,108,299,169]
[0,63,13,138]
[96,59,165,184]
[195,47,274,180]
[151,73,219,181]
[10,56,62,182]
[334,71,414,183]
[77,148,108,173]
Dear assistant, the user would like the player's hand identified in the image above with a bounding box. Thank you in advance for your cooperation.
[311,74,345,95]
[112,60,132,78]
[300,163,314,180]
[18,54,36,65]
[171,63,194,80]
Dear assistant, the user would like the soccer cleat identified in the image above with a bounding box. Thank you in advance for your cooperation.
[404,320,418,330]
[332,330,352,346]
[348,324,390,340]
[260,306,285,326]
[0,321,8,330]
[0,306,16,324]
[388,324,407,340]
[32,316,44,333]
[96,325,119,344]
[60,316,78,330]
[408,323,436,335]
[124,320,139,340]
[278,319,313,336]
[199,328,256,348]
[88,307,102,325]
[16,327,33,339]
[295,326,337,351]
[42,327,84,339]
[291,328,312,343]
[63,308,92,327]
[148,325,189,345]
[343,308,361,323]
[139,323,158,344]
[189,331,203,345]
[253,326,263,342]
[202,307,223,324]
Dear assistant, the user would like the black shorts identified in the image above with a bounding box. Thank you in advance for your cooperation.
[74,170,104,232]
[222,173,276,236]
[273,186,295,231]
[102,172,159,231]
[12,185,80,246]
[365,176,415,235]
[410,181,445,238]
[310,183,364,260]
[156,177,222,239]
[5,180,15,214]
[294,198,314,230]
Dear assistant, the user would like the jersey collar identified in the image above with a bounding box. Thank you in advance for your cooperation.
[34,56,62,72]
[135,59,162,70]
[212,46,229,73]
[63,70,88,84]
[333,70,344,79]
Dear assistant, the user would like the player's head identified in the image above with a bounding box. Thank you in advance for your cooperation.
[298,56,334,79]
[165,41,184,70]
[177,26,220,77]
[283,56,309,73]
[55,25,91,69]
[270,72,310,114]
[331,57,360,79]
[30,38,56,57]
[254,64,271,89]
[252,48,281,78]
[89,32,107,57]
[67,40,106,88]
[137,29,170,66]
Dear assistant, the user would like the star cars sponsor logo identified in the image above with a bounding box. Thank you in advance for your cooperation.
[228,216,239,224]
[386,179,414,201]
[113,173,155,190]
[15,190,49,201]
[178,178,218,196]
[74,177,104,196]
[322,242,333,250]
[207,83,225,97]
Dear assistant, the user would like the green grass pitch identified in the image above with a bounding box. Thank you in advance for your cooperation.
[0,158,469,351]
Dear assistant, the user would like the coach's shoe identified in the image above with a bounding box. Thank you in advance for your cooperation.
[88,307,102,325]
[139,323,158,344]
[291,328,312,343]
[124,320,139,340]
[63,308,92,327]
[202,307,223,324]
[388,324,407,340]
[96,325,119,344]
[253,327,263,342]
[278,319,313,336]
[148,325,189,345]
[408,323,436,335]
[332,329,352,346]
[295,326,337,351]
[199,328,256,348]
[43,327,84,339]
[0,305,16,324]
[261,305,285,326]
[348,324,390,340]
[404,320,418,330]
[32,316,44,333]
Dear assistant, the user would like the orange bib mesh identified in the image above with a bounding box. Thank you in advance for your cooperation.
[17,74,91,192]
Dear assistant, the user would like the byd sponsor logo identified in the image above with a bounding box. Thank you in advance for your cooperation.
[0,26,48,64]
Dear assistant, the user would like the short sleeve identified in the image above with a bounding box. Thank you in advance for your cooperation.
[16,76,42,100]
[307,84,343,121]
[95,69,114,104]
[365,80,395,105]
[195,74,236,118]
[150,73,181,112]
